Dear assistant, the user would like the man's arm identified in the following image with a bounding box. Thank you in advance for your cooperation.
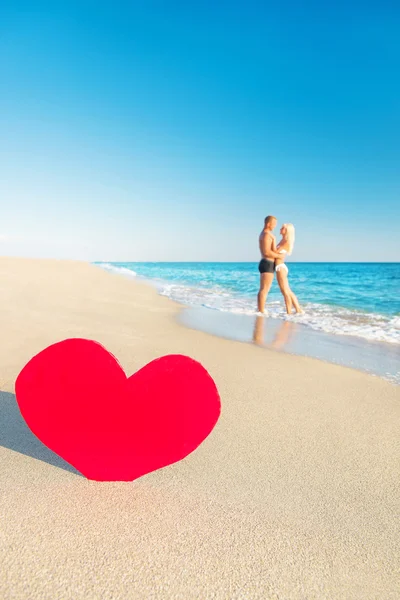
[261,233,283,260]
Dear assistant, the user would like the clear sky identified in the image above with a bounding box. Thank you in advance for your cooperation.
[1,1,399,261]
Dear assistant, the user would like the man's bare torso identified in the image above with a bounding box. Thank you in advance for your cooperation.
[259,230,276,260]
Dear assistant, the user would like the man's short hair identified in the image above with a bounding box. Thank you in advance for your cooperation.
[264,215,277,225]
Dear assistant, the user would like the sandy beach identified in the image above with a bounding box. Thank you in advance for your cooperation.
[0,257,399,600]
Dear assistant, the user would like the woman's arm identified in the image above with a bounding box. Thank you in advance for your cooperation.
[276,240,289,252]
[275,240,289,263]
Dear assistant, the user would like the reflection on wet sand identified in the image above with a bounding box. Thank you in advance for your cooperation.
[252,315,296,350]
[253,315,265,346]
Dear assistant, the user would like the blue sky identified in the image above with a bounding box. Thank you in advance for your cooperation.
[1,1,399,261]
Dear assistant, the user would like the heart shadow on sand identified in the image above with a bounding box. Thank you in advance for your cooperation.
[0,390,82,476]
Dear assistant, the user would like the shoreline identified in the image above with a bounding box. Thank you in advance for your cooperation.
[1,257,399,599]
[178,307,400,385]
[96,263,400,386]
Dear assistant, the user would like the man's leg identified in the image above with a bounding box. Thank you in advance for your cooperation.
[257,273,274,313]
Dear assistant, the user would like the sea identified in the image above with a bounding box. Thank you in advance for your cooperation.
[95,262,400,385]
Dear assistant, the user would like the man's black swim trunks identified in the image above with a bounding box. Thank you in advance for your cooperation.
[258,258,275,274]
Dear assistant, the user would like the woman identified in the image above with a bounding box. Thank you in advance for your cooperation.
[274,223,303,314]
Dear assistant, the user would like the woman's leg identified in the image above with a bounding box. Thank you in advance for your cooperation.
[276,270,293,314]
[290,289,303,313]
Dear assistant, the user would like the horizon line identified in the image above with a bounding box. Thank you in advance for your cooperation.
[94,260,400,264]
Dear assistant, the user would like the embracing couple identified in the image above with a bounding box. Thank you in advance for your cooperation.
[257,215,303,315]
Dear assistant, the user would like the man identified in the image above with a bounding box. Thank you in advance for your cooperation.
[257,215,282,313]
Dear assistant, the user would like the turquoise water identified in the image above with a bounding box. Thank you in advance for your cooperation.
[97,262,400,345]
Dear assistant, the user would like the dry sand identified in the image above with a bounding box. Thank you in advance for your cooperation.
[0,257,399,600]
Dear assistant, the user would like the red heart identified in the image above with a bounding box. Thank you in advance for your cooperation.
[15,339,221,481]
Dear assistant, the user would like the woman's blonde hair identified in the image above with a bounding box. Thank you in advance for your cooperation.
[283,223,295,255]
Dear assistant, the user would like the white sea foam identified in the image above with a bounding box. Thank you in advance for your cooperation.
[157,281,400,345]
[96,263,137,278]
[95,263,400,346]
